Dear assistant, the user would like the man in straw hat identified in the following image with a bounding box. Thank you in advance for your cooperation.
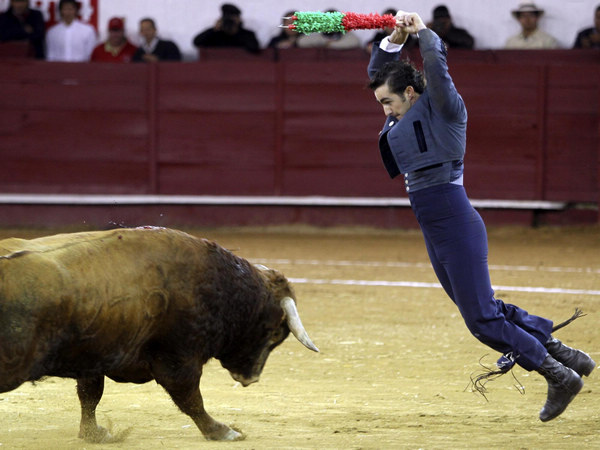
[505,2,559,48]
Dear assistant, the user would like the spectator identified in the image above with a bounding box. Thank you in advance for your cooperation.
[573,4,600,48]
[45,0,96,61]
[91,17,137,62]
[267,11,300,49]
[505,2,559,49]
[427,5,474,49]
[297,9,361,50]
[365,8,401,53]
[132,17,181,62]
[0,0,45,58]
[193,3,260,54]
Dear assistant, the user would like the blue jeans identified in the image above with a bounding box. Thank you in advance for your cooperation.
[409,183,552,371]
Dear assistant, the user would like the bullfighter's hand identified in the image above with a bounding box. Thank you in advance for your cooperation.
[395,11,426,35]
[388,10,410,45]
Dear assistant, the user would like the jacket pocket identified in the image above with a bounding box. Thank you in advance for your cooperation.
[412,120,428,153]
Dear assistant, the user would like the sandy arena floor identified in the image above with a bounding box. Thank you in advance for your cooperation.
[0,225,598,449]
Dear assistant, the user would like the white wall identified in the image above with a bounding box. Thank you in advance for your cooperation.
[2,0,598,59]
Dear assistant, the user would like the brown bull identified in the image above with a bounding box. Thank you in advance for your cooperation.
[0,226,318,442]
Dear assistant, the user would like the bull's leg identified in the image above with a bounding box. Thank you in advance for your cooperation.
[76,376,112,443]
[155,370,243,441]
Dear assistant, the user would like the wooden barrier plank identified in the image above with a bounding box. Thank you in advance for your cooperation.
[467,115,539,152]
[544,65,598,201]
[159,83,276,112]
[0,83,146,111]
[0,60,148,83]
[545,114,597,201]
[283,112,381,167]
[158,62,276,112]
[493,49,600,65]
[0,161,148,193]
[284,61,367,84]
[159,61,276,83]
[158,112,275,165]
[465,162,538,199]
[0,111,148,161]
[282,61,373,113]
[281,167,404,197]
[158,165,275,195]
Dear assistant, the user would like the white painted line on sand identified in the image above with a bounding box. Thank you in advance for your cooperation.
[254,258,600,275]
[287,278,600,296]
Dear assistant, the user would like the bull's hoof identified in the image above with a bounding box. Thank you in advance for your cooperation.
[204,425,245,441]
[79,424,132,443]
[79,426,113,443]
[222,428,244,441]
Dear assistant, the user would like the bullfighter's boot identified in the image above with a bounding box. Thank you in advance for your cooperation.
[545,337,596,377]
[536,354,583,422]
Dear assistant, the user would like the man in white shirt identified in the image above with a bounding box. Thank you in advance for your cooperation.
[505,2,559,49]
[46,0,97,61]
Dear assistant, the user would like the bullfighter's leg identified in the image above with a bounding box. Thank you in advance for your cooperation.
[76,376,112,443]
[154,367,243,441]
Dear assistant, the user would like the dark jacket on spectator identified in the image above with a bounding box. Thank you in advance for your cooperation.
[0,5,45,58]
[193,27,259,54]
[132,39,182,61]
[573,27,600,48]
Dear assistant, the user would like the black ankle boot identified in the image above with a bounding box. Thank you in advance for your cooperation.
[537,354,583,422]
[545,337,596,377]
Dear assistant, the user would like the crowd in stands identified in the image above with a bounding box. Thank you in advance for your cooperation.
[1,0,599,62]
[0,0,183,61]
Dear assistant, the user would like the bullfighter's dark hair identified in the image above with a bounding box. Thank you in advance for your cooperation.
[368,60,425,96]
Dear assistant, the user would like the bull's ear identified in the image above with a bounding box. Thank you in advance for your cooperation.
[280,297,319,352]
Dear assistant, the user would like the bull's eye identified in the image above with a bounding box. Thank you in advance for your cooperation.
[273,327,283,339]
[270,326,284,343]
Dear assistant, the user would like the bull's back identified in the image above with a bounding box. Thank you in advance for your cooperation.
[1,227,211,323]
[0,228,214,382]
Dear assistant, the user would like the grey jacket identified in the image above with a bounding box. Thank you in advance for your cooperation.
[368,29,467,190]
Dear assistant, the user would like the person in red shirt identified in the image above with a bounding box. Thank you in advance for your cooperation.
[91,17,137,62]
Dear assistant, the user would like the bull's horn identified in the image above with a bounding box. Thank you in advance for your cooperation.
[280,297,319,352]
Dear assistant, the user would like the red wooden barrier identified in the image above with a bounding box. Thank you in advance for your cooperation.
[0,49,597,227]
[0,61,149,194]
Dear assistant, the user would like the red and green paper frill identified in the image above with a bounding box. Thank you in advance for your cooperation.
[290,11,396,34]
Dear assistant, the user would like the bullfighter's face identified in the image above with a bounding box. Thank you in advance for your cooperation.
[374,83,419,121]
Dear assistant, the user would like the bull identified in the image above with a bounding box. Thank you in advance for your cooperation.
[0,226,318,442]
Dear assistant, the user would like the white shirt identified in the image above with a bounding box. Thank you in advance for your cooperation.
[46,20,97,62]
[141,37,159,54]
[379,36,403,52]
